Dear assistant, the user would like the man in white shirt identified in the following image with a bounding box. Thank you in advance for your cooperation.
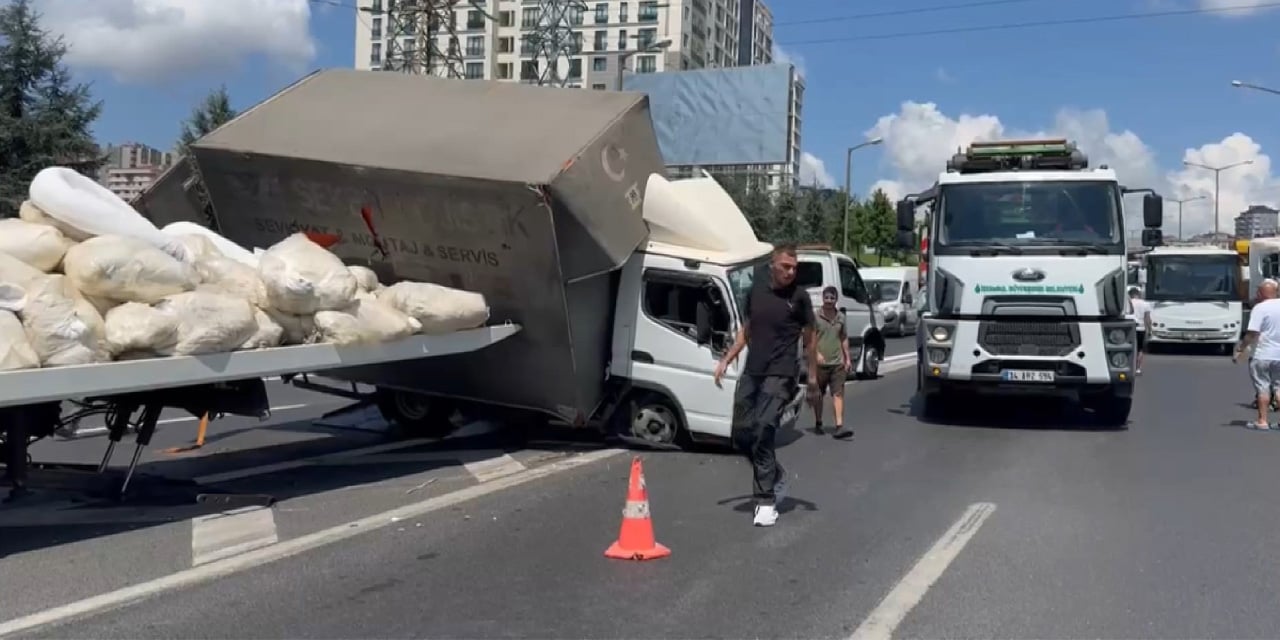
[1126,287,1151,375]
[1235,279,1280,429]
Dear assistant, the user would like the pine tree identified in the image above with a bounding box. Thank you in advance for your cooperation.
[178,86,238,152]
[865,188,897,264]
[0,0,103,217]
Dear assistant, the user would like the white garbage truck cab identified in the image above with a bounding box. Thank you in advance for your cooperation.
[894,138,1165,427]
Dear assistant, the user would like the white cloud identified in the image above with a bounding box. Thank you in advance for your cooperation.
[772,45,806,77]
[1198,0,1276,16]
[799,152,835,188]
[935,68,956,84]
[38,0,316,84]
[862,101,1278,237]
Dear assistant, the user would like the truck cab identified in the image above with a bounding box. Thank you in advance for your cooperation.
[894,138,1165,427]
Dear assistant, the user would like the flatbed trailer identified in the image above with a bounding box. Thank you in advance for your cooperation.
[0,325,520,502]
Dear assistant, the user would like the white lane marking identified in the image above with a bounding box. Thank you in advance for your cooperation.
[882,352,917,364]
[0,447,626,638]
[190,506,278,567]
[849,502,996,640]
[71,404,312,436]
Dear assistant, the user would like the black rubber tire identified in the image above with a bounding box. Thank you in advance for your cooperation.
[374,388,457,439]
[1091,395,1132,430]
[610,391,686,449]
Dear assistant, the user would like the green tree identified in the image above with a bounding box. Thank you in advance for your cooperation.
[864,188,897,264]
[179,85,237,152]
[797,186,831,244]
[741,179,777,241]
[770,188,802,243]
[0,0,103,217]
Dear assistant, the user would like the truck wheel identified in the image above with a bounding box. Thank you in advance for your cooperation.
[856,344,881,380]
[1089,395,1132,429]
[613,391,685,448]
[374,388,457,439]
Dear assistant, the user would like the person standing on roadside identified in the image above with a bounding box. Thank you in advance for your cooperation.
[1234,278,1280,429]
[811,286,853,439]
[1126,287,1151,375]
[1244,279,1278,412]
[714,243,818,527]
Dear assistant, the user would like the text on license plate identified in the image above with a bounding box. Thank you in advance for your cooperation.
[1001,369,1055,383]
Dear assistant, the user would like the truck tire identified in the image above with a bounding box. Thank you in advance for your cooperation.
[1089,394,1132,430]
[374,388,457,439]
[856,343,881,380]
[610,390,685,449]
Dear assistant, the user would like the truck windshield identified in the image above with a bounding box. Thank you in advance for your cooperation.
[1146,255,1240,302]
[727,258,769,318]
[865,280,901,303]
[938,180,1122,249]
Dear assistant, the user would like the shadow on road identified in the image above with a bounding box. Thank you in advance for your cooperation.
[888,393,1129,432]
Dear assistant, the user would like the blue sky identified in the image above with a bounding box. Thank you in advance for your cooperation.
[39,0,1280,235]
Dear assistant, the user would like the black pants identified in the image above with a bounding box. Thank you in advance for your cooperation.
[731,375,792,503]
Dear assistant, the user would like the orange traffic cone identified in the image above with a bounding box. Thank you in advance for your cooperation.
[604,456,671,561]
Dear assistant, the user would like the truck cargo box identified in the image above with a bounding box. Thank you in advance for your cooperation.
[189,69,666,421]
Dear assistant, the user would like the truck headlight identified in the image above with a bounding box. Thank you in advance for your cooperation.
[1106,328,1127,345]
[930,325,951,342]
[928,348,950,364]
[1109,351,1130,368]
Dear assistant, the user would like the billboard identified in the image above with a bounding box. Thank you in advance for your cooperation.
[623,63,795,166]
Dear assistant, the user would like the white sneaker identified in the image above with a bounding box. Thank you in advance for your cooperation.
[753,504,779,527]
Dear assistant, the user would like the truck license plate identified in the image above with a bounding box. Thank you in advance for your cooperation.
[1001,369,1055,383]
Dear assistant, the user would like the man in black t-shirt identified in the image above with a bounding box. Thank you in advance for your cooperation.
[714,243,818,527]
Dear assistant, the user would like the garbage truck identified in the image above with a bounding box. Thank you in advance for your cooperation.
[894,138,1165,426]
[167,69,881,449]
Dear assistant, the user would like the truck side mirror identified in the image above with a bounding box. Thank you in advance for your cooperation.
[896,200,914,231]
[695,301,713,345]
[1141,228,1163,247]
[852,283,868,305]
[1143,194,1163,228]
[895,229,914,249]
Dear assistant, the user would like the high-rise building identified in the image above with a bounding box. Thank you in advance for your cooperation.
[352,0,769,88]
[1235,204,1280,239]
[736,0,772,66]
[98,142,176,203]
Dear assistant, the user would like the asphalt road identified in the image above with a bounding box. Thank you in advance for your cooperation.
[883,333,915,358]
[6,349,1278,639]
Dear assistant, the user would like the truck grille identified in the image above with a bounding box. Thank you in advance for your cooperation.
[978,321,1079,357]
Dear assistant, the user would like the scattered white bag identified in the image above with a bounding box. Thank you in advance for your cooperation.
[20,275,104,366]
[240,307,285,349]
[315,293,421,345]
[169,233,223,263]
[377,281,489,335]
[0,218,73,272]
[0,310,39,371]
[263,308,317,345]
[348,266,382,293]
[196,256,268,308]
[0,283,24,313]
[29,167,193,263]
[63,235,198,304]
[57,276,110,360]
[19,199,93,242]
[0,251,45,289]
[154,291,257,355]
[162,222,258,268]
[103,302,178,356]
[258,233,358,315]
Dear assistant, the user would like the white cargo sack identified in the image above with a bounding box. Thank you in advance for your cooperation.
[63,235,198,304]
[103,302,179,356]
[0,251,46,289]
[19,199,93,242]
[348,266,381,293]
[377,281,489,334]
[240,307,285,349]
[0,218,73,272]
[0,284,38,371]
[258,233,358,314]
[162,222,258,268]
[196,256,268,308]
[263,308,317,345]
[20,275,104,366]
[315,293,421,345]
[154,291,258,355]
[170,233,223,263]
[29,167,192,262]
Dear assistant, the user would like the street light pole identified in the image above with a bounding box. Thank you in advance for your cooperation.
[1231,80,1280,96]
[841,137,884,254]
[1183,159,1253,241]
[614,38,672,90]
[1168,195,1206,241]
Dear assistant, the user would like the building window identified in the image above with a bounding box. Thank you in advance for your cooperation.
[465,35,484,55]
[371,17,382,39]
[618,2,629,23]
[497,62,513,79]
[594,30,607,51]
[638,27,657,48]
[497,36,513,53]
[370,42,382,65]
[594,3,608,23]
[592,83,607,90]
[617,29,628,50]
[639,0,658,21]
[520,35,535,55]
[568,58,582,78]
[465,62,484,79]
[499,10,514,26]
[371,0,382,10]
[636,54,656,73]
[520,60,539,80]
[466,10,485,29]
[592,56,607,71]
[571,32,583,53]
[521,7,538,27]
[568,4,583,25]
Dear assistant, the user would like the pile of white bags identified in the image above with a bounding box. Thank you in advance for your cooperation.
[0,166,493,371]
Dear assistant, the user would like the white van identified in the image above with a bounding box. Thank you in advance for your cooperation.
[859,266,919,336]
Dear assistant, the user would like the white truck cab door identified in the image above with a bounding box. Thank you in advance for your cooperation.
[629,268,739,440]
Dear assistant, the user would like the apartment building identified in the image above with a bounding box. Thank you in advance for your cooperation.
[1235,204,1280,240]
[98,142,175,203]
[736,0,772,66]
[352,0,771,88]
